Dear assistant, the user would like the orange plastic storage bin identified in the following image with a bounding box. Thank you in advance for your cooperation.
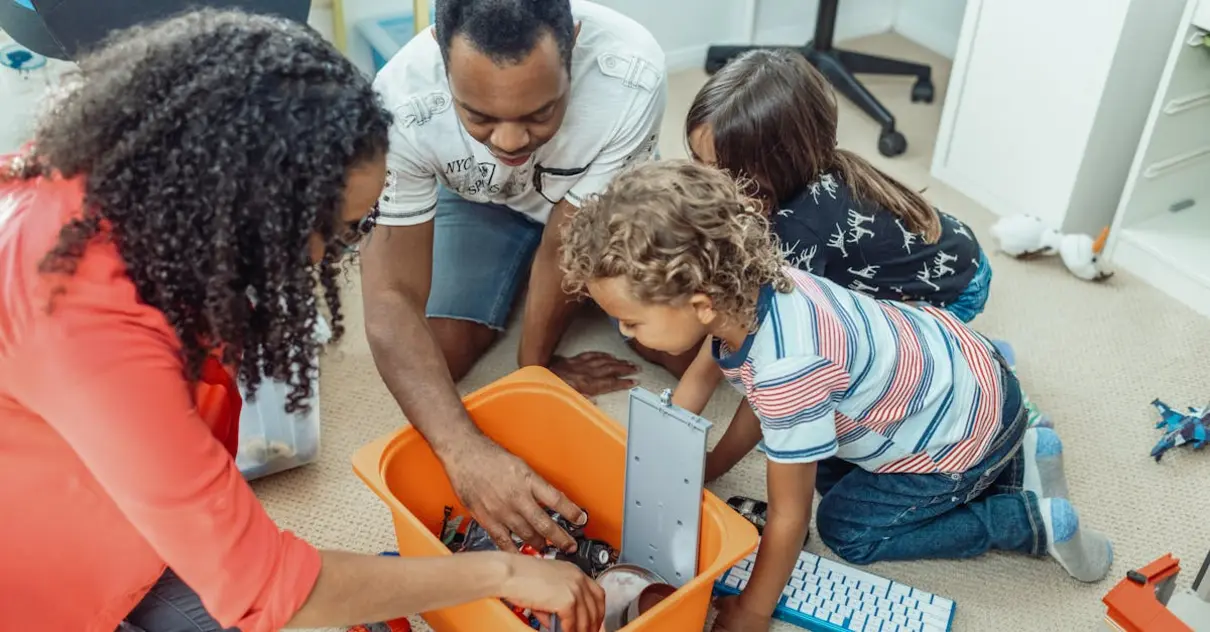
[353,367,758,632]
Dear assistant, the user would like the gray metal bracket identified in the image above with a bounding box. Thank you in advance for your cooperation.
[620,387,713,588]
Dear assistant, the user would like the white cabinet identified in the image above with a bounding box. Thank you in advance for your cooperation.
[1195,0,1210,31]
[931,0,1190,236]
[1107,1,1210,317]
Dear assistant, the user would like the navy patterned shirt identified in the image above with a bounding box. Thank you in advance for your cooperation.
[772,172,982,306]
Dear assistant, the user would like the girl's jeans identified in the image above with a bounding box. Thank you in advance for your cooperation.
[118,569,236,632]
[813,358,1047,565]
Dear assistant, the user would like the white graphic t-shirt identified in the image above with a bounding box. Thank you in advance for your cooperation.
[373,0,667,227]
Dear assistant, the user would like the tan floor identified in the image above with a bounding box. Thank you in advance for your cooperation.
[257,35,1210,632]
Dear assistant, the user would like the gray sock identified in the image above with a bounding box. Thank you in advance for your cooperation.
[1040,498,1113,582]
[1023,427,1069,499]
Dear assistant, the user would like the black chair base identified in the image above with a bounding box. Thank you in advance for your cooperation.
[703,0,935,159]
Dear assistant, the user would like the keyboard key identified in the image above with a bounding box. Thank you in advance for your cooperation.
[732,568,750,581]
[917,601,949,619]
[819,558,892,591]
[724,575,740,589]
[923,625,947,632]
[893,612,908,625]
[930,595,954,611]
[786,598,802,611]
[923,613,949,629]
[905,621,923,632]
[889,583,911,598]
[829,611,846,625]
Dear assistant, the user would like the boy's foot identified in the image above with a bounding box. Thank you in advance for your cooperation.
[1040,498,1113,582]
[1022,427,1069,499]
[1023,393,1053,429]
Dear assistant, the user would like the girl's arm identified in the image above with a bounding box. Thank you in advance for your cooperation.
[704,401,763,483]
[671,338,723,415]
[288,550,602,631]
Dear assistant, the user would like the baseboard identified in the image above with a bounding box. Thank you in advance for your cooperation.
[892,11,960,59]
[930,163,1021,219]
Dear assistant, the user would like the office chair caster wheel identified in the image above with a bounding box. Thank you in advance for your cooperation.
[878,130,907,157]
[911,78,935,104]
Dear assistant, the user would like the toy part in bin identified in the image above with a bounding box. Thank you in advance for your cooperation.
[989,214,1113,282]
[351,366,759,632]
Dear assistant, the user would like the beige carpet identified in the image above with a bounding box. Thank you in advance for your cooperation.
[255,35,1210,632]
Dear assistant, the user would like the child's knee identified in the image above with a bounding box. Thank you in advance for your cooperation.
[815,498,879,566]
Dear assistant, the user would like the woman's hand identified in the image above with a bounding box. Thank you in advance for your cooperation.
[498,553,605,632]
[712,595,772,632]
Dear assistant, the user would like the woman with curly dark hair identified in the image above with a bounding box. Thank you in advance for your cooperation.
[0,9,603,632]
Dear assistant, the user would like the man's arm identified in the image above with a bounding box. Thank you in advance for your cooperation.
[517,198,582,369]
[360,224,583,552]
[360,223,484,455]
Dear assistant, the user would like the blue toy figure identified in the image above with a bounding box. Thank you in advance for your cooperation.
[1150,399,1209,461]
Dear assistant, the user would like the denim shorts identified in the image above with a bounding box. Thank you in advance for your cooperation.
[945,249,993,323]
[426,188,544,331]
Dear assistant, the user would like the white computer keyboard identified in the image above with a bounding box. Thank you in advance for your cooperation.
[713,547,956,632]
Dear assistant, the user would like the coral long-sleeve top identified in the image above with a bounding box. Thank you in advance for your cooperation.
[0,165,321,631]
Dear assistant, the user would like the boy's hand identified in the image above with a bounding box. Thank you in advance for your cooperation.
[712,595,772,632]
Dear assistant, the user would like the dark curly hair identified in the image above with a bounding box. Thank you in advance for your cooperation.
[11,9,392,413]
[436,0,575,71]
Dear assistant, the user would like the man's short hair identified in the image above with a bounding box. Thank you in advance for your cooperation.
[435,0,575,71]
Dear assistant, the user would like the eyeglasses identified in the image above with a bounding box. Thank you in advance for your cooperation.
[336,203,379,251]
[532,163,588,205]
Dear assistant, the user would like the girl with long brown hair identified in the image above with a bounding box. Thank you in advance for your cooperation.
[669,48,997,418]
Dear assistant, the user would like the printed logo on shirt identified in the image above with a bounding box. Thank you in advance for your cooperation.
[379,168,400,206]
[397,92,453,129]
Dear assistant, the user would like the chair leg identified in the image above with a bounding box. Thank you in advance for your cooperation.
[808,51,896,132]
[835,49,931,81]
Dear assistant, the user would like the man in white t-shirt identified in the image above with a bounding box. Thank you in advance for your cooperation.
[360,0,666,551]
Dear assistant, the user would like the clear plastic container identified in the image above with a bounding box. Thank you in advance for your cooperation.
[235,314,330,481]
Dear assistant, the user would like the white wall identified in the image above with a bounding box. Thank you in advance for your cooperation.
[891,0,967,59]
[325,0,909,74]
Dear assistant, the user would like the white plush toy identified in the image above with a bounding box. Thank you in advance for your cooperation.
[989,214,1112,282]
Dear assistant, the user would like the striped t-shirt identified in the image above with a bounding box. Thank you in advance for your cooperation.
[712,267,1005,474]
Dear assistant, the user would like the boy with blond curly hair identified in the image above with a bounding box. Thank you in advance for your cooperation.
[559,160,1111,632]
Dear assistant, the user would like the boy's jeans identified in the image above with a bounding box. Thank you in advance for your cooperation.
[814,360,1047,565]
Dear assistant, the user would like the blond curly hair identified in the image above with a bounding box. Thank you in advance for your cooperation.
[560,160,791,330]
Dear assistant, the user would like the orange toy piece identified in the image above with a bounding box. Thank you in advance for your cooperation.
[352,367,759,632]
[1103,554,1192,632]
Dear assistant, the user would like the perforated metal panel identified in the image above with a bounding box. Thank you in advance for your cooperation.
[620,388,712,588]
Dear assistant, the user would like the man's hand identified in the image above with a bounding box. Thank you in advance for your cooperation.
[498,553,605,632]
[444,435,586,552]
[712,595,772,632]
[548,351,639,397]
